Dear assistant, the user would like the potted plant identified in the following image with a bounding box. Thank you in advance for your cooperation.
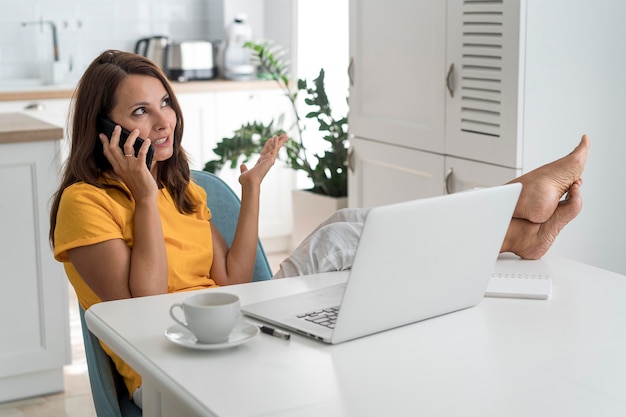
[203,41,349,247]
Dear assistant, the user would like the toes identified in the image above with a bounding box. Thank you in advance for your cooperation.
[523,183,583,259]
[510,136,588,225]
[555,182,583,223]
[573,134,590,158]
[505,183,582,260]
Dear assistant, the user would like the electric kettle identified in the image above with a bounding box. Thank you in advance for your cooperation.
[134,36,170,69]
[222,15,255,80]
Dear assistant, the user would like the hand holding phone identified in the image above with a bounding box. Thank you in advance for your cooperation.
[97,117,155,170]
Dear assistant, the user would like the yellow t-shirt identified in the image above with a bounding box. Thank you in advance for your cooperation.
[54,176,218,396]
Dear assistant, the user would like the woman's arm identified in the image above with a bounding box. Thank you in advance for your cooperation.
[67,192,168,301]
[210,134,287,285]
[67,129,169,301]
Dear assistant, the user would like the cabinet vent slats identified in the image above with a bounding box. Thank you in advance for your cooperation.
[461,97,500,113]
[459,0,504,138]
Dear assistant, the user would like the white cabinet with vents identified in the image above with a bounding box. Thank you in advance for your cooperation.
[348,0,530,207]
[444,0,523,169]
[349,0,626,274]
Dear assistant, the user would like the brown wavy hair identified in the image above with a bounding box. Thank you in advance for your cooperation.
[49,49,195,246]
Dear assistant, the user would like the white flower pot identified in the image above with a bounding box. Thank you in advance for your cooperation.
[291,189,348,250]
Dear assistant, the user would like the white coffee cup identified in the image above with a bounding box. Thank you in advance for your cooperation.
[169,292,240,344]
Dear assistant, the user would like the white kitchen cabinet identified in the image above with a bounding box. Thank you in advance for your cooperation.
[348,137,444,208]
[444,156,518,194]
[214,89,291,140]
[348,138,517,207]
[348,0,446,207]
[348,0,529,207]
[178,88,292,168]
[176,91,218,171]
[348,0,448,207]
[348,0,445,155]
[0,118,70,402]
[444,0,523,168]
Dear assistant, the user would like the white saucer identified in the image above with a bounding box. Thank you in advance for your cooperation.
[164,321,259,350]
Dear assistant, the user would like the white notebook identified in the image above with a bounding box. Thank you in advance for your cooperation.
[485,254,552,300]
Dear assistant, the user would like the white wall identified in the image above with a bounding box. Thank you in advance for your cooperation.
[523,0,626,274]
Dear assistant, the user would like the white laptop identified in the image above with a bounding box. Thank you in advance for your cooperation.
[242,183,522,344]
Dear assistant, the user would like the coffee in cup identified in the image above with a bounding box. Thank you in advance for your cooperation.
[169,292,240,344]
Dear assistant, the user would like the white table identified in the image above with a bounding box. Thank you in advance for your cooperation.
[86,257,626,417]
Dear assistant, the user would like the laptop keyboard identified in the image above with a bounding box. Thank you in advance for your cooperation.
[297,306,340,329]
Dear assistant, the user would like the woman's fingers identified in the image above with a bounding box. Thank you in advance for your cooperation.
[237,134,288,186]
[122,129,141,159]
[100,125,148,169]
[262,133,288,156]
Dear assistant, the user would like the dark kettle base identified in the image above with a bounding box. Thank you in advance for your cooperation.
[167,68,216,83]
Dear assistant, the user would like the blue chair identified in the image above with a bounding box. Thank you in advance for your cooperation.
[79,305,142,417]
[191,169,273,281]
[79,170,273,416]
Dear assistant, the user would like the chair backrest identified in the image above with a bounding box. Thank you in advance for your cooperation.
[191,169,273,281]
[79,305,142,417]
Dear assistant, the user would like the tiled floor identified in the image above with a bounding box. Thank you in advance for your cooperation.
[0,252,288,417]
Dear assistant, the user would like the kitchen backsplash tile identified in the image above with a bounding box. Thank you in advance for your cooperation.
[0,0,227,83]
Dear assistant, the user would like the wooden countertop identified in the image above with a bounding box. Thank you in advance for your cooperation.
[0,79,281,102]
[0,113,64,144]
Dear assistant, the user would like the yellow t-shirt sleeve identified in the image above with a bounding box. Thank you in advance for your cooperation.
[54,183,129,262]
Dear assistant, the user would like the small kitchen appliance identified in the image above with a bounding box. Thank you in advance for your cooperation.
[165,41,215,82]
[134,35,170,70]
[222,14,255,80]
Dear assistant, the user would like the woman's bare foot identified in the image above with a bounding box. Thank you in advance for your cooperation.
[509,135,589,224]
[501,181,583,259]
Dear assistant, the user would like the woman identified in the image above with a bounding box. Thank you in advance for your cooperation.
[49,50,286,405]
[50,49,589,408]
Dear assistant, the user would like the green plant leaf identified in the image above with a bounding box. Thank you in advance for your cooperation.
[204,41,349,197]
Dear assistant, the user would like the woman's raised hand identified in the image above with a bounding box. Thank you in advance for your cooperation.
[238,133,289,187]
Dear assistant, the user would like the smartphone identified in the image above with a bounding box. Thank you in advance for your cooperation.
[97,117,155,169]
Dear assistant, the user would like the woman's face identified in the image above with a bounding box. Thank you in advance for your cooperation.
[109,74,177,168]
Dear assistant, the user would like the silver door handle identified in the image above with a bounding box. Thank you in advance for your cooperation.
[446,63,455,98]
[348,57,355,87]
[24,102,46,111]
[347,148,355,173]
[445,167,454,194]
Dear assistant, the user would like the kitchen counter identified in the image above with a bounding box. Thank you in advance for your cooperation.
[0,79,280,102]
[0,112,64,144]
[0,112,69,403]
